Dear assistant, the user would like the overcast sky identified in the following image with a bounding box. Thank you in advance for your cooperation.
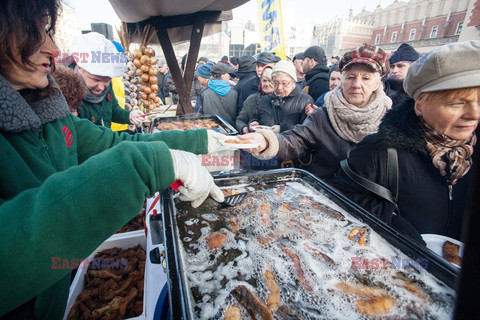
[72,0,397,31]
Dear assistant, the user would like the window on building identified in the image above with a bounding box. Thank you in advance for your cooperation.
[244,43,260,57]
[229,44,244,57]
[456,22,463,34]
[391,32,397,43]
[409,29,416,40]
[375,34,380,44]
[430,25,438,38]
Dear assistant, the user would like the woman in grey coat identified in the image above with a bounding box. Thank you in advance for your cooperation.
[240,44,392,182]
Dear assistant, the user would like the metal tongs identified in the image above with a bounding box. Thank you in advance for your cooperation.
[170,180,248,209]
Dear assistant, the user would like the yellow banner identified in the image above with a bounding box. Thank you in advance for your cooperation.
[257,0,286,60]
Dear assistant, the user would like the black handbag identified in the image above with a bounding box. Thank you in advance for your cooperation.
[340,148,398,207]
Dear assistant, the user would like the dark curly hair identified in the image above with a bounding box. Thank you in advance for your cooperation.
[0,0,60,101]
[51,65,87,113]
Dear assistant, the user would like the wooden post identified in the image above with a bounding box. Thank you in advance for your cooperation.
[152,18,193,115]
[150,13,206,115]
[184,12,206,94]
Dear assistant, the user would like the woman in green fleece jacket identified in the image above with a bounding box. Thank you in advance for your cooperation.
[0,0,226,317]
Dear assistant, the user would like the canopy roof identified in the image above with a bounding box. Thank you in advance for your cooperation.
[108,0,250,114]
[109,0,249,23]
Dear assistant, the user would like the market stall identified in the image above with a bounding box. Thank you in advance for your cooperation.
[60,1,480,319]
[109,0,249,115]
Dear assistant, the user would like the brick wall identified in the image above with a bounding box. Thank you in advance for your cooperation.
[468,0,480,27]
[370,12,466,45]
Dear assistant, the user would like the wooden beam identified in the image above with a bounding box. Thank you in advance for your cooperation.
[184,12,206,94]
[151,18,193,115]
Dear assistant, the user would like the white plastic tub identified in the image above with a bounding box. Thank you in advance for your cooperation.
[63,230,147,320]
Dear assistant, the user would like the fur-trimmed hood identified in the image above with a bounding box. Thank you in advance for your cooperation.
[374,98,427,154]
[0,74,69,134]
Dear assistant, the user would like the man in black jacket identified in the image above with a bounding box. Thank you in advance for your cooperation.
[301,46,330,102]
[233,56,256,93]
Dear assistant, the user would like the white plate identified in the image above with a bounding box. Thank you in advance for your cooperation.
[251,125,274,131]
[221,137,261,149]
[421,234,463,268]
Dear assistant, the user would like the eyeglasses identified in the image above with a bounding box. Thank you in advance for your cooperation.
[273,80,293,88]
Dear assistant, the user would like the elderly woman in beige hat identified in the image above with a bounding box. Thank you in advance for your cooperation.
[248,60,313,133]
[332,41,480,246]
[241,43,392,182]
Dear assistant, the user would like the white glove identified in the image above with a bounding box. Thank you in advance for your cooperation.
[272,125,280,133]
[207,130,231,153]
[129,109,145,126]
[170,149,224,208]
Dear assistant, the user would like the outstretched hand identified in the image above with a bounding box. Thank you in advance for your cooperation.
[238,133,267,154]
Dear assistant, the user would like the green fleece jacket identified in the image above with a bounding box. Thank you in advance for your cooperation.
[0,75,208,318]
[78,83,130,128]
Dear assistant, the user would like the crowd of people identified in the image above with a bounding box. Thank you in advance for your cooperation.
[0,0,479,317]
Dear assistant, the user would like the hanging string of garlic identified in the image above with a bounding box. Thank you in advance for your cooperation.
[122,24,160,111]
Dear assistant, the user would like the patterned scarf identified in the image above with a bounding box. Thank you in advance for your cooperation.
[325,85,392,143]
[420,119,476,185]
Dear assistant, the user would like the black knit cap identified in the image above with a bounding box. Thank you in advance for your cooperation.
[293,53,305,61]
[329,61,340,77]
[390,43,420,64]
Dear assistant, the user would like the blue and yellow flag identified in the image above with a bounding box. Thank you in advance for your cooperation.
[257,0,286,59]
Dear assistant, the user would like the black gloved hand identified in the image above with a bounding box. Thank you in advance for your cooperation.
[390,215,426,246]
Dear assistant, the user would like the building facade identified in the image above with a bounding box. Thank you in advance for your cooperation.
[355,0,470,52]
[312,16,374,59]
[53,1,79,53]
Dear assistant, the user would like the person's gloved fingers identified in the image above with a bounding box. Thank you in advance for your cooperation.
[178,194,195,202]
[209,184,225,203]
[207,130,229,153]
[191,191,210,208]
[177,185,195,199]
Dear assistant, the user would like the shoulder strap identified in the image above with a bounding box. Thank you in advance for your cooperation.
[340,148,398,205]
[386,148,398,202]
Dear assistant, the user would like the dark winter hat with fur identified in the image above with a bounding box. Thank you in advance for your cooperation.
[339,43,389,77]
[390,43,420,64]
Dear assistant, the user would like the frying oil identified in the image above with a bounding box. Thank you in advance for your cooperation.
[174,180,455,319]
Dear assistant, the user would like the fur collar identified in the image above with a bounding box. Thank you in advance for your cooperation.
[374,98,427,154]
[0,74,69,133]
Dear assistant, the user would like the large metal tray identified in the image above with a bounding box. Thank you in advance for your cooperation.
[150,114,238,135]
[161,169,458,319]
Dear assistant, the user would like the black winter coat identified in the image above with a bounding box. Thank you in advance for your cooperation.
[237,75,260,112]
[303,64,329,102]
[236,92,262,133]
[382,78,410,108]
[275,106,357,182]
[331,99,469,242]
[252,86,312,132]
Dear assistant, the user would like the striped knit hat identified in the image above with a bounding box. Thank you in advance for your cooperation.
[339,43,390,77]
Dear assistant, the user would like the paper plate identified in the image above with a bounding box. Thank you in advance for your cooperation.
[251,125,274,131]
[221,137,261,149]
[421,234,463,268]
